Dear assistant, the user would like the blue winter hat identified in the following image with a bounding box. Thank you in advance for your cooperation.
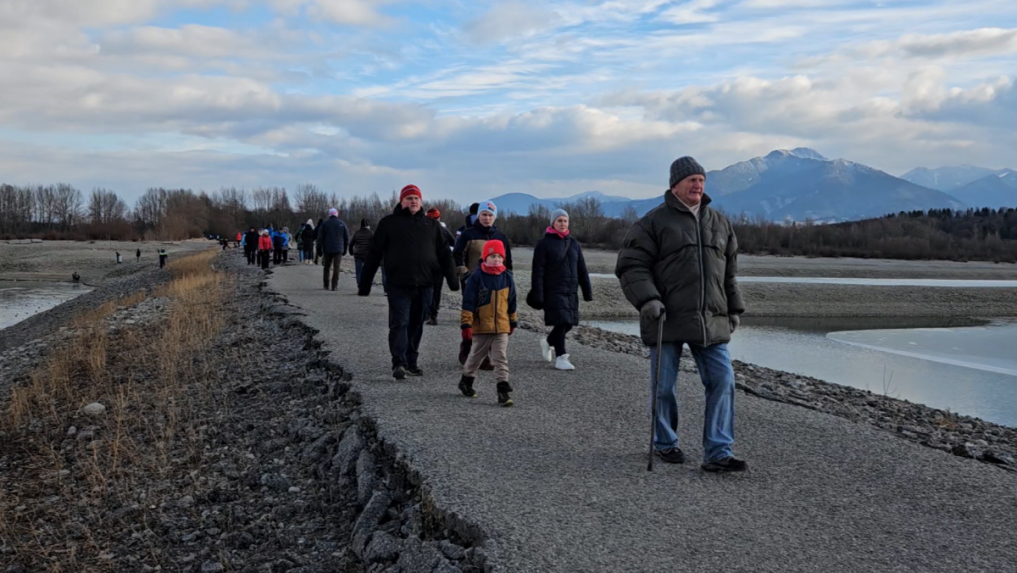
[549,208,569,226]
[479,200,498,219]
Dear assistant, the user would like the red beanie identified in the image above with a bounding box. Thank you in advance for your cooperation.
[481,240,506,260]
[426,207,440,219]
[399,185,422,202]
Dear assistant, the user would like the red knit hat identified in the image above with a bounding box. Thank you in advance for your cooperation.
[399,185,422,201]
[426,208,440,219]
[481,240,506,260]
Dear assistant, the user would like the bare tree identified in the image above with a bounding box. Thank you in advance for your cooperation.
[88,188,128,226]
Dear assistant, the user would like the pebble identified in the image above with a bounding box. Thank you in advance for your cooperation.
[81,403,107,416]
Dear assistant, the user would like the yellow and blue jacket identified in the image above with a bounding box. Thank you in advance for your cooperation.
[461,269,518,334]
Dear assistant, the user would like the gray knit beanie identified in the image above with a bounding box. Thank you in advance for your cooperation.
[669,156,706,188]
[549,208,569,227]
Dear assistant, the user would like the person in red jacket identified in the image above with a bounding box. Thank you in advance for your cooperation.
[257,229,273,269]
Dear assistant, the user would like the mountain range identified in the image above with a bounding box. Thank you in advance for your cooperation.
[489,149,1014,222]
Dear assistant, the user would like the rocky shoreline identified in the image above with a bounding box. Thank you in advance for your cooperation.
[0,252,490,573]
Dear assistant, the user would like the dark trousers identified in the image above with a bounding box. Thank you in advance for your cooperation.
[159,255,167,268]
[273,247,282,264]
[244,248,256,265]
[282,249,289,263]
[354,257,387,292]
[548,324,573,356]
[387,285,433,369]
[259,249,270,269]
[322,253,342,289]
[303,248,313,261]
[429,274,444,319]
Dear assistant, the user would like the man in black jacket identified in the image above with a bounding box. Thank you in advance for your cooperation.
[425,208,456,325]
[616,156,747,473]
[243,227,258,265]
[317,208,350,291]
[358,185,459,380]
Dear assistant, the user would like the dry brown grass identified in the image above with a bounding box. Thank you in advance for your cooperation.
[0,250,229,571]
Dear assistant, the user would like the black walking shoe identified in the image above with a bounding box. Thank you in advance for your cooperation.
[458,375,476,398]
[426,317,438,326]
[496,381,513,407]
[392,366,406,380]
[654,447,686,464]
[323,284,329,290]
[701,456,748,473]
[405,366,423,377]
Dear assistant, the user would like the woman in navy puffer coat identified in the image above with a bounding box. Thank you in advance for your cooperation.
[528,209,593,370]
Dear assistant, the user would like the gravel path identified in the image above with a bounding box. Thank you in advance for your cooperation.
[271,266,1017,573]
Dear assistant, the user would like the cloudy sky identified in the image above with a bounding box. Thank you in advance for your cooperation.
[2,0,1016,204]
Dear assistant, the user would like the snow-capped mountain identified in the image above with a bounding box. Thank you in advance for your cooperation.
[490,148,970,222]
[901,165,1001,192]
[948,169,1017,209]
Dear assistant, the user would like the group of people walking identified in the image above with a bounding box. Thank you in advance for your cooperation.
[272,155,749,473]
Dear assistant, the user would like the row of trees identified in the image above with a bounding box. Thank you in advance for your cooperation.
[3,182,1016,262]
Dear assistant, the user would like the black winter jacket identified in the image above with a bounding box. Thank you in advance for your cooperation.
[453,224,513,274]
[530,232,593,326]
[317,216,350,255]
[243,231,259,249]
[359,205,458,293]
[301,226,315,249]
[349,227,374,259]
[615,191,745,346]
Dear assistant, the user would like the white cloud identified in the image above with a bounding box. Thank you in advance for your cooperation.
[465,2,562,44]
[854,27,1017,60]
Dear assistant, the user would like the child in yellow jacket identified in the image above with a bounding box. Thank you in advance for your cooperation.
[459,240,517,406]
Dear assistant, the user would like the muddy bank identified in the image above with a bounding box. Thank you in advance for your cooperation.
[516,247,1017,280]
[0,239,212,286]
[0,252,488,573]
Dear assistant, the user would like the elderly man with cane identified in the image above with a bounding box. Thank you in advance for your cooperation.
[615,156,748,473]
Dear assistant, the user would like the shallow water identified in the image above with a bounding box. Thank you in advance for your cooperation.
[0,281,91,330]
[584,317,1017,427]
[588,274,1017,287]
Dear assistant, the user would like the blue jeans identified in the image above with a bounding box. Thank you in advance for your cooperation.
[298,249,304,262]
[650,342,736,462]
[387,285,433,369]
[355,258,387,292]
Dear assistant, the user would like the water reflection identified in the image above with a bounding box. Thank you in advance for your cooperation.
[0,281,91,330]
[584,316,1017,427]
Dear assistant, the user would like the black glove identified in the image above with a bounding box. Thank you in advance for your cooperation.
[640,300,665,322]
[526,290,543,310]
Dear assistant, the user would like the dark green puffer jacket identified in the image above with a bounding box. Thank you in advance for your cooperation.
[615,191,745,346]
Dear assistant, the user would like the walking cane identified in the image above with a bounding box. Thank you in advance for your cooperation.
[647,312,666,472]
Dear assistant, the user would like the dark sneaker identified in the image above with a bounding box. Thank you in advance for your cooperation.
[496,381,513,407]
[426,317,438,326]
[323,284,329,290]
[458,375,476,398]
[701,456,748,473]
[654,447,686,464]
[392,366,406,380]
[405,366,423,377]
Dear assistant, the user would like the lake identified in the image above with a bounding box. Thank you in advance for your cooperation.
[0,281,91,330]
[588,274,1017,288]
[585,316,1017,427]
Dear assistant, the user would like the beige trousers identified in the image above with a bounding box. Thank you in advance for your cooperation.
[463,333,510,382]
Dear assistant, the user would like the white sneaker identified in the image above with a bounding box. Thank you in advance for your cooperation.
[555,354,575,371]
[540,337,554,362]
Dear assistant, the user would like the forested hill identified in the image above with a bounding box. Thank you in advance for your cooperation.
[733,208,1017,262]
